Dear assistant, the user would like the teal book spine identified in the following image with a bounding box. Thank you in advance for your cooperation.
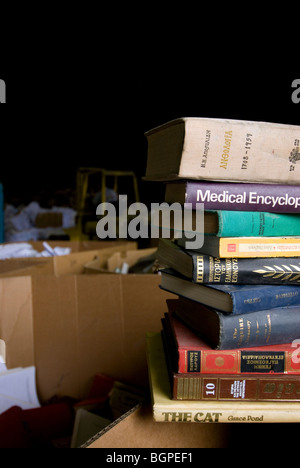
[216,211,300,237]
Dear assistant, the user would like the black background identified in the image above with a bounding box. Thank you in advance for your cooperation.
[0,22,299,205]
[0,12,299,452]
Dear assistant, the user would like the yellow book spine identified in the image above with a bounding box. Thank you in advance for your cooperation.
[153,405,300,423]
[219,237,300,258]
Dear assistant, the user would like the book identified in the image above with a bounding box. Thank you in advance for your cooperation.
[157,239,300,285]
[162,310,300,375]
[170,371,300,402]
[144,118,300,185]
[182,235,300,258]
[209,211,300,237]
[173,296,300,350]
[159,269,300,314]
[165,180,300,214]
[157,210,300,237]
[161,328,300,401]
[147,332,300,423]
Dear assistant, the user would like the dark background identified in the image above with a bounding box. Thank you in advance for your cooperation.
[0,32,299,206]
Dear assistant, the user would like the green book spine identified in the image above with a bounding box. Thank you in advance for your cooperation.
[216,211,300,237]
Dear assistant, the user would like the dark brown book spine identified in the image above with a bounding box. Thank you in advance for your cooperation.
[173,374,300,402]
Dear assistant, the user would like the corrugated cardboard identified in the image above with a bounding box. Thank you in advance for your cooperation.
[84,247,157,275]
[0,241,136,278]
[107,248,157,273]
[0,242,173,403]
[85,404,231,449]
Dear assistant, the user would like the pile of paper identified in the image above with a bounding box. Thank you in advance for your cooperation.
[0,366,40,414]
[0,241,71,260]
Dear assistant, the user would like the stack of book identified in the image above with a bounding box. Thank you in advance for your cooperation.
[145,117,300,423]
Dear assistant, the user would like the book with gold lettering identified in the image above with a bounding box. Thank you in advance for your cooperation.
[147,333,300,423]
[162,311,300,375]
[157,239,300,285]
[159,269,300,314]
[144,118,300,185]
[161,328,300,402]
[166,296,300,350]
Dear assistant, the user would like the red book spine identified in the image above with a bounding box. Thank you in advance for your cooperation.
[177,348,300,375]
[165,307,300,375]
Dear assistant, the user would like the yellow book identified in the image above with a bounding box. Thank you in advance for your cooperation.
[147,333,300,423]
[179,236,300,258]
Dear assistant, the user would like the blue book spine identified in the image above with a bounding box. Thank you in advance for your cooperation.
[209,284,300,315]
[220,306,300,349]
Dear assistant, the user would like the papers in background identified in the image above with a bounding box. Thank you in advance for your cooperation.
[0,366,40,414]
[5,201,77,242]
[0,242,71,260]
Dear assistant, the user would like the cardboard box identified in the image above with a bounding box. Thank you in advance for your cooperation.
[85,404,231,449]
[0,241,136,278]
[0,242,173,403]
[84,247,157,275]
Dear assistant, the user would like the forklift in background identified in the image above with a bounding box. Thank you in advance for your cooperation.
[65,168,140,240]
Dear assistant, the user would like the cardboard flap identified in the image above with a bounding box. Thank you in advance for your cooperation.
[27,273,172,402]
[31,275,81,401]
[107,248,157,272]
[0,277,34,369]
[53,243,136,276]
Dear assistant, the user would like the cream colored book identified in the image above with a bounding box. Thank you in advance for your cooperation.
[147,333,300,423]
[145,118,300,184]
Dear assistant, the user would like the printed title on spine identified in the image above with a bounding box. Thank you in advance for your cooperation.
[197,190,300,210]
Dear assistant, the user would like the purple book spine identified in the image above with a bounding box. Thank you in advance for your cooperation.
[185,181,300,214]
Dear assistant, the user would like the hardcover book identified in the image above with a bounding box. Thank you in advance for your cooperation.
[162,310,300,375]
[159,269,300,314]
[173,296,300,350]
[161,328,300,401]
[145,118,300,185]
[165,180,300,214]
[147,333,300,423]
[157,210,300,237]
[181,235,300,258]
[157,239,300,285]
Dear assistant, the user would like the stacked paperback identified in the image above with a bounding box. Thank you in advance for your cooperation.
[145,117,300,423]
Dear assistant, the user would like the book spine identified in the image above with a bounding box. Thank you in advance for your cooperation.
[218,237,300,258]
[216,211,300,237]
[219,307,300,350]
[192,255,300,285]
[185,181,300,214]
[153,406,300,423]
[177,348,300,375]
[173,374,300,401]
[223,284,300,314]
[180,119,300,185]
